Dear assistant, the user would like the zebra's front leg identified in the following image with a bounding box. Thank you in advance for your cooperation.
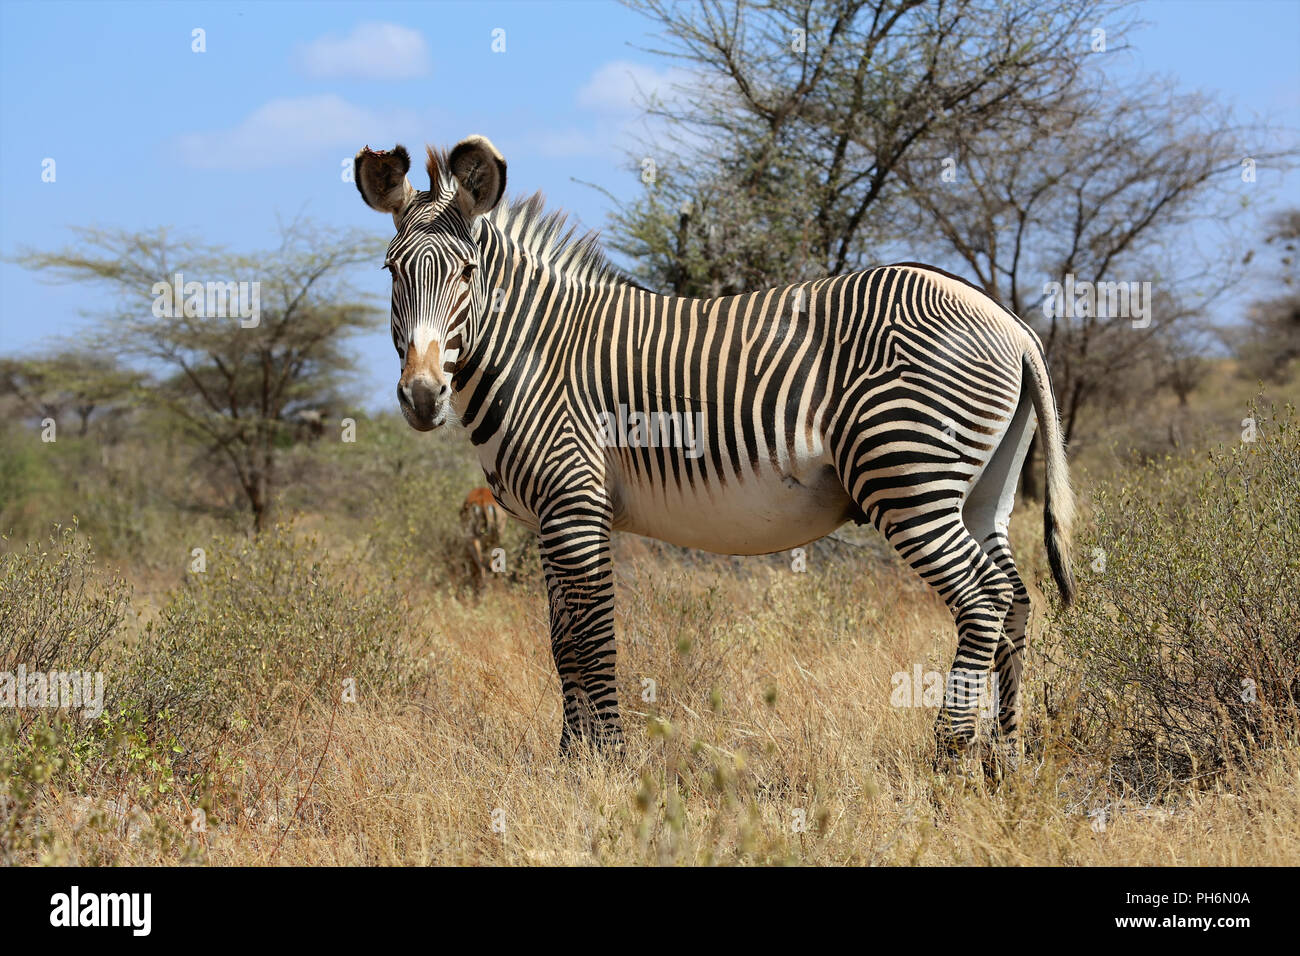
[551,627,593,755]
[539,505,623,756]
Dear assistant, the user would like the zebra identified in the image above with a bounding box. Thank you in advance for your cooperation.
[461,485,509,586]
[353,135,1075,763]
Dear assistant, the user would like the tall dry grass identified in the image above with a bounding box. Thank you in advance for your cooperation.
[3,377,1298,867]
[4,526,1297,866]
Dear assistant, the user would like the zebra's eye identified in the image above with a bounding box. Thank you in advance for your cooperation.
[460,263,476,283]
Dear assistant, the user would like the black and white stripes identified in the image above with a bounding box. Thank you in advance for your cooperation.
[355,136,1075,760]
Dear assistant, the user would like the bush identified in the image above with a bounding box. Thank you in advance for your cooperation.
[1048,402,1300,783]
[0,522,129,675]
[0,525,132,863]
[118,528,430,775]
[334,427,541,592]
[0,524,432,860]
[273,412,540,591]
[0,419,226,564]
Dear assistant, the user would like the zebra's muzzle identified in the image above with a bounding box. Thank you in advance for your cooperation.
[398,378,447,431]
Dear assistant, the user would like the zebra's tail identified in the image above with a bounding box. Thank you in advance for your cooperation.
[1022,348,1076,607]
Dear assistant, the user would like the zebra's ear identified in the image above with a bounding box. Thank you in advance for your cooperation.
[449,135,507,219]
[354,145,417,225]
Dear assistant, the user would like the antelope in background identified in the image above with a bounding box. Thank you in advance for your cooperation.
[461,486,508,587]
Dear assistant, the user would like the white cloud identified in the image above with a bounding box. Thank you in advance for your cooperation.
[576,60,688,114]
[174,95,422,170]
[296,22,431,80]
[548,60,694,161]
[531,128,604,159]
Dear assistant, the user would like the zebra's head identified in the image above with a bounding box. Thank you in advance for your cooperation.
[354,136,507,431]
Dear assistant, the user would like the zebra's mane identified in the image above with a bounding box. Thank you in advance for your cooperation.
[424,146,637,289]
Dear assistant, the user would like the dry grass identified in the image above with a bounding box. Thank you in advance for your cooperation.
[6,364,1299,867]
[17,539,1299,867]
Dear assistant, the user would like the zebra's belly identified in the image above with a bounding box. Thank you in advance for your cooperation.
[612,461,855,555]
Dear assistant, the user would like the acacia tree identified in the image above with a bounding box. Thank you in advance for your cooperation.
[0,350,141,436]
[17,220,383,532]
[888,80,1284,488]
[608,0,1115,295]
[1233,208,1300,384]
[607,0,1295,495]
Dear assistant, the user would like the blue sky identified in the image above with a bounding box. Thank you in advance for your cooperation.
[1,0,1297,409]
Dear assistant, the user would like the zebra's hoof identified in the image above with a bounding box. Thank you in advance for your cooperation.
[931,712,978,768]
[557,728,626,760]
[983,739,1021,780]
[931,733,977,773]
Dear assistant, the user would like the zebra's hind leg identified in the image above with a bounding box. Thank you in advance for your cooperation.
[539,497,624,756]
[962,381,1036,774]
[877,509,1015,764]
[983,533,1031,774]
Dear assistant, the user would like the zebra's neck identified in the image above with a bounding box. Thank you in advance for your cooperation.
[455,210,645,389]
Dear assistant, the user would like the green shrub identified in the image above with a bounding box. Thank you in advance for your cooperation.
[274,412,541,591]
[0,420,226,564]
[369,469,541,592]
[1048,402,1300,783]
[0,525,132,862]
[119,528,430,774]
[1,524,431,855]
[0,428,74,545]
[0,522,129,674]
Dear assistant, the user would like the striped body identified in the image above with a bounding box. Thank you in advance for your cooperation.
[462,266,1024,555]
[355,138,1075,763]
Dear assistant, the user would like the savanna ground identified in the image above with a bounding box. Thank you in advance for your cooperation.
[2,360,1297,866]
